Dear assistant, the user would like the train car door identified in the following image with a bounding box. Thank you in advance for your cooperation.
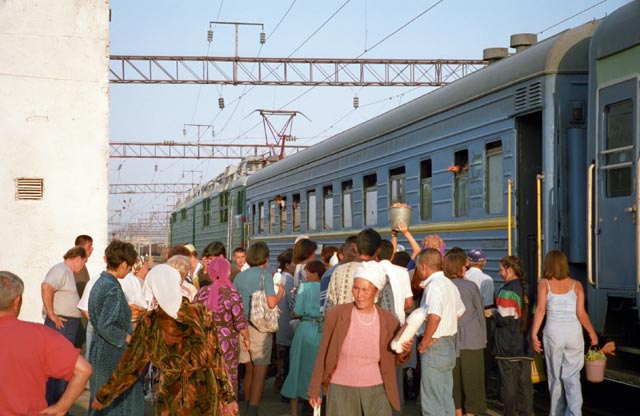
[596,78,638,290]
[516,112,542,287]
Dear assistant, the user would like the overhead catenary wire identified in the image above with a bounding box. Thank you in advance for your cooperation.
[538,0,608,35]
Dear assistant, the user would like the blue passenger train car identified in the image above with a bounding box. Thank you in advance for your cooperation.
[246,20,597,285]
[585,1,640,385]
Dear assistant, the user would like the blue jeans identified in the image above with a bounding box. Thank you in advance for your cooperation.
[44,316,80,405]
[419,336,456,416]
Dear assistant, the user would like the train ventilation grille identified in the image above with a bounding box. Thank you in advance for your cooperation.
[514,81,542,113]
[15,177,44,200]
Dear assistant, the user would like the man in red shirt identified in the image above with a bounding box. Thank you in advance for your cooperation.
[0,270,92,415]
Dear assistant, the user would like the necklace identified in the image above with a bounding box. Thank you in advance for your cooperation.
[354,307,377,327]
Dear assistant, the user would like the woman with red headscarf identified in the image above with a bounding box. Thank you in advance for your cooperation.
[194,257,250,398]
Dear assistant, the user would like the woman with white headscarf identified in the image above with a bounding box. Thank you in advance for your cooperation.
[307,261,413,416]
[91,264,238,416]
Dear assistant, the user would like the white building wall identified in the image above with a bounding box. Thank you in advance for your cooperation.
[0,1,110,322]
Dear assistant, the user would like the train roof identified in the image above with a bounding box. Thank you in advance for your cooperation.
[174,157,265,209]
[591,0,640,60]
[248,20,598,186]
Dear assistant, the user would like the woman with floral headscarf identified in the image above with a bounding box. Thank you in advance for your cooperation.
[194,257,250,398]
[91,264,238,416]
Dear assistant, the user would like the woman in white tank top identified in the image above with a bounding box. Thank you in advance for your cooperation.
[530,250,598,416]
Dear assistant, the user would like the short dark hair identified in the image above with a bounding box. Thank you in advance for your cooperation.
[277,248,293,271]
[168,245,191,258]
[203,241,226,258]
[356,228,381,257]
[105,240,137,270]
[247,242,269,267]
[233,247,246,255]
[416,248,442,271]
[306,260,326,278]
[74,235,93,246]
[293,239,317,263]
[378,240,394,260]
[63,246,87,260]
[321,245,339,263]
[391,251,411,268]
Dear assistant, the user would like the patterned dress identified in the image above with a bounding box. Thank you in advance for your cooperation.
[89,271,144,416]
[95,298,235,415]
[194,285,248,396]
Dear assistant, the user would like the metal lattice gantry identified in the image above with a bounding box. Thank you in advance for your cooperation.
[109,183,196,194]
[109,141,310,159]
[109,55,487,86]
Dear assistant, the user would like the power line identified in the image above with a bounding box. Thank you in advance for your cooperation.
[538,0,608,35]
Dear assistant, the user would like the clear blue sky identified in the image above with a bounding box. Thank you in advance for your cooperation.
[108,0,629,237]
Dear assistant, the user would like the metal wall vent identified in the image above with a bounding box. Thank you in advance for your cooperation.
[514,81,542,113]
[15,178,44,200]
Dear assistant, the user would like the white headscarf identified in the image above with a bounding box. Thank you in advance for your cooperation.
[143,264,182,319]
[354,261,387,290]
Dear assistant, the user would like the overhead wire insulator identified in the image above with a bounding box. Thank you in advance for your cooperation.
[260,32,266,44]
[218,97,225,109]
[353,96,360,109]
[207,29,213,43]
[182,128,187,136]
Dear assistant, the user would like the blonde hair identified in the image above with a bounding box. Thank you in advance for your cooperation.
[166,255,190,280]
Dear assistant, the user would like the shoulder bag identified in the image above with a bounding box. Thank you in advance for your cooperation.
[250,270,280,333]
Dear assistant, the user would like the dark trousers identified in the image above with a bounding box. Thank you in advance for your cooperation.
[44,316,80,405]
[496,359,533,416]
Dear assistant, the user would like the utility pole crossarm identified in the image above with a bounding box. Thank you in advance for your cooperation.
[110,141,310,159]
[109,183,196,194]
[109,55,487,86]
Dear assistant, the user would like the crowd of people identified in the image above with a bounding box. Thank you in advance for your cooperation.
[0,228,600,416]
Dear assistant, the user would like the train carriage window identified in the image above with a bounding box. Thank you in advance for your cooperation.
[389,167,406,204]
[252,204,257,234]
[277,195,287,233]
[420,160,432,220]
[181,208,187,221]
[603,100,633,197]
[454,149,469,217]
[258,202,264,234]
[171,212,177,224]
[323,186,333,230]
[203,198,211,227]
[307,190,317,231]
[219,192,229,223]
[293,194,301,231]
[342,180,353,228]
[364,174,378,226]
[269,200,276,233]
[486,141,504,214]
[236,191,244,215]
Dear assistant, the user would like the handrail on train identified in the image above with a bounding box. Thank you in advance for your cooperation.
[587,163,595,286]
[508,177,513,256]
[536,174,544,281]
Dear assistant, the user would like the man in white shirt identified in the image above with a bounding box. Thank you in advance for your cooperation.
[378,239,414,416]
[416,248,465,416]
[378,240,413,324]
[465,248,495,308]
